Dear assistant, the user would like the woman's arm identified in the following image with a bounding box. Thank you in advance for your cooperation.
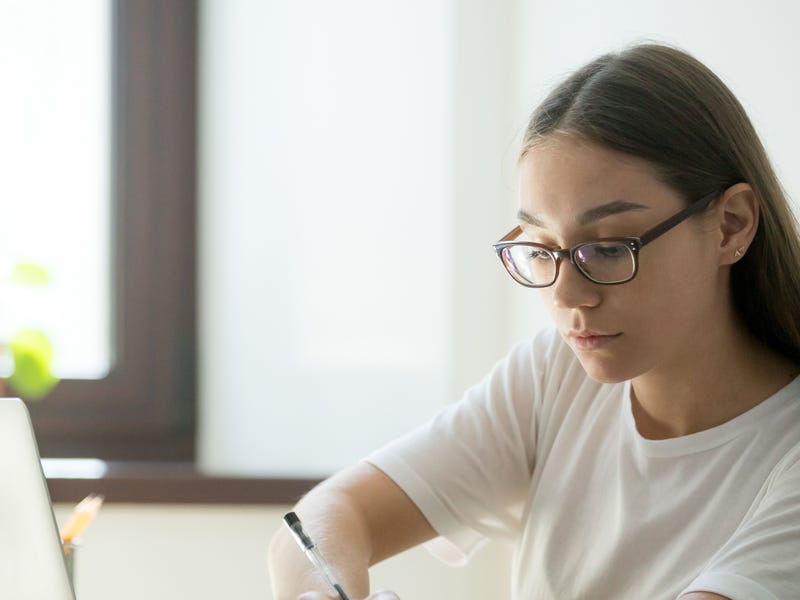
[268,461,437,600]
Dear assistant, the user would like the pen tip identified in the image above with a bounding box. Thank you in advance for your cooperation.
[283,511,299,526]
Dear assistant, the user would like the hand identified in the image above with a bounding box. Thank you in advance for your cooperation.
[297,591,400,600]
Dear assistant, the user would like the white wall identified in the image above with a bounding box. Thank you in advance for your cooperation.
[197,0,520,478]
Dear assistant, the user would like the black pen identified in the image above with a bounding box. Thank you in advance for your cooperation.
[283,512,351,600]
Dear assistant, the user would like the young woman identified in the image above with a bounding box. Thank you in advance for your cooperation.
[268,43,800,600]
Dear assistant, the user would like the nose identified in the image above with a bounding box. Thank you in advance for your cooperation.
[548,258,602,309]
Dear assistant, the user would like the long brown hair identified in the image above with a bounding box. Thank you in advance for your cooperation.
[520,43,800,363]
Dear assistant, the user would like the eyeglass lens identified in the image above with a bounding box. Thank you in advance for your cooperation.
[575,242,636,283]
[501,241,636,286]
[502,247,554,286]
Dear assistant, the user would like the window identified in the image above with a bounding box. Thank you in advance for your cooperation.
[8,1,197,460]
[0,0,111,381]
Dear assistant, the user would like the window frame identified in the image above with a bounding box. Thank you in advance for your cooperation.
[27,0,197,461]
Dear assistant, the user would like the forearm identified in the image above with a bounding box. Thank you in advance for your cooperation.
[268,462,436,599]
[268,484,373,599]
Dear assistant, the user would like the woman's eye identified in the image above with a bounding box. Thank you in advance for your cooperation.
[594,245,627,258]
[526,249,551,261]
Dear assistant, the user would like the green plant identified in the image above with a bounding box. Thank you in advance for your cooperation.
[0,262,59,400]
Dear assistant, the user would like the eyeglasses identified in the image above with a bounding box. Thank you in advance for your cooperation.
[492,191,718,288]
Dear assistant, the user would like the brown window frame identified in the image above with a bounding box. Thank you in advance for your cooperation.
[28,0,197,461]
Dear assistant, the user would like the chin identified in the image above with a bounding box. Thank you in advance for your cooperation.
[574,353,637,384]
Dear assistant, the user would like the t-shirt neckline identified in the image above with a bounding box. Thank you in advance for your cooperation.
[622,375,800,457]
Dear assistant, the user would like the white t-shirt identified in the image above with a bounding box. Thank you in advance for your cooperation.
[366,327,800,600]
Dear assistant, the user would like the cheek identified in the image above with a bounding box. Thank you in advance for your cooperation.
[615,245,721,343]
[638,239,718,303]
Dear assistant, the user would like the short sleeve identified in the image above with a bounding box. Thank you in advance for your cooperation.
[364,329,559,564]
[680,448,800,600]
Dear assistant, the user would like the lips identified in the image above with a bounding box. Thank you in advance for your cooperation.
[567,330,622,351]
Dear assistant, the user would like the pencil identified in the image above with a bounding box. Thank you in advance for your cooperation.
[60,493,104,543]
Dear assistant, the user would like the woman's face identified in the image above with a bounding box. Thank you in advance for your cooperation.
[518,136,724,383]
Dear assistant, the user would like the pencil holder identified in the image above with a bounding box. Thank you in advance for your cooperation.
[62,539,80,588]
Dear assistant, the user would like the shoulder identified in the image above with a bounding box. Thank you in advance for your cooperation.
[485,327,587,412]
[505,326,582,382]
[525,326,608,402]
[500,327,614,430]
[763,441,800,494]
[751,400,800,498]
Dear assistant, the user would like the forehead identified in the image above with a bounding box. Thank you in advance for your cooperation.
[518,136,671,219]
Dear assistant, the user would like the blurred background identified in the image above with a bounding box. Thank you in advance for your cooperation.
[2,0,799,598]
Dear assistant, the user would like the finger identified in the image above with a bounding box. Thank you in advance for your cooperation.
[367,592,401,600]
[297,592,336,600]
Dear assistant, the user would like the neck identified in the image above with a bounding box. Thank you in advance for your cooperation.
[630,318,797,440]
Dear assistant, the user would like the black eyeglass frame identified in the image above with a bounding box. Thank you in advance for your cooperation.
[492,191,719,288]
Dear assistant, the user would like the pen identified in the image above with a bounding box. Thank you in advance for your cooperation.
[283,511,351,600]
[60,493,104,543]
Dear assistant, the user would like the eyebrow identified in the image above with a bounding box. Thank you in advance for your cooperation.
[517,200,650,228]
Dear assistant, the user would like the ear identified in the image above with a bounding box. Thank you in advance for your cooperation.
[714,182,759,266]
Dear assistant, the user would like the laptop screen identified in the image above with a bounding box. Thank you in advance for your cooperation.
[0,398,76,600]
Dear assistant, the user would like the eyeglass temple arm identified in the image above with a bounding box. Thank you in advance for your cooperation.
[638,191,718,247]
[498,226,523,243]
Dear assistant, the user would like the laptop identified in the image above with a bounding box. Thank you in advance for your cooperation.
[0,398,76,599]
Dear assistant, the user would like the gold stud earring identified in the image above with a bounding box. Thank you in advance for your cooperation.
[734,246,745,258]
